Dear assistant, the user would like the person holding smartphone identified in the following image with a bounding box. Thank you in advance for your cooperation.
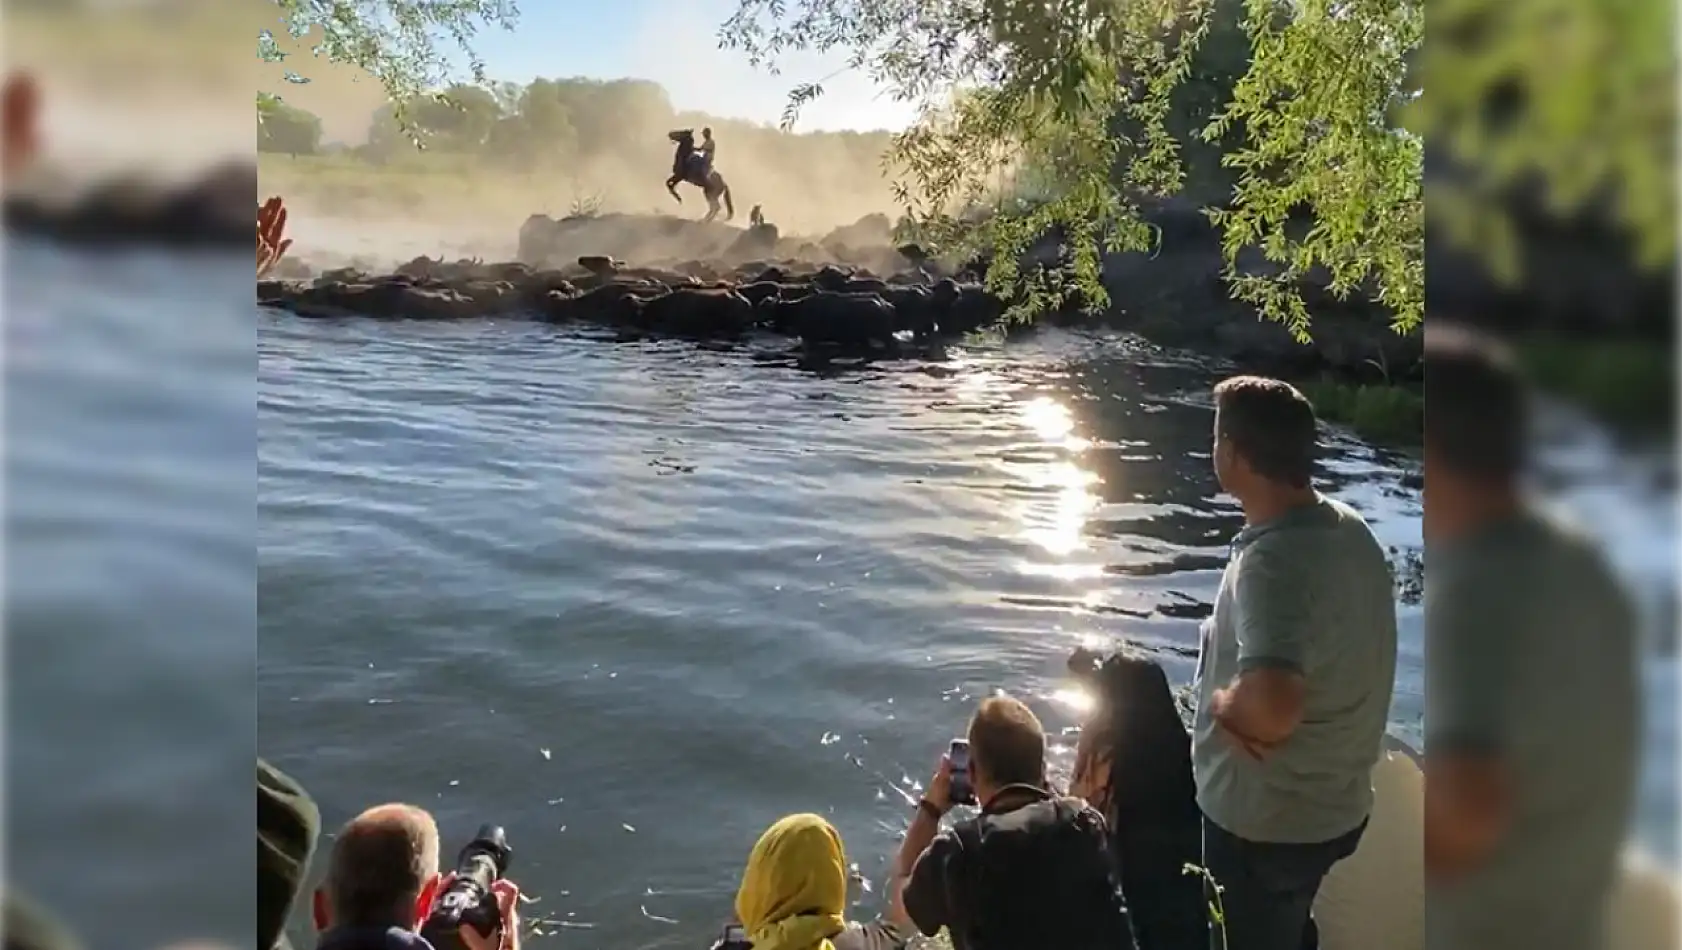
[886,695,1136,950]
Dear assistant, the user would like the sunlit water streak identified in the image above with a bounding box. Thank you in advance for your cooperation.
[258,315,1440,949]
[6,230,1670,950]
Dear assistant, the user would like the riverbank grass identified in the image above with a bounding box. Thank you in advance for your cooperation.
[1297,337,1674,447]
[1299,379,1424,446]
[1517,338,1675,429]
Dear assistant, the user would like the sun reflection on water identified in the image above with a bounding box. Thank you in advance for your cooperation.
[1050,685,1097,717]
[1019,396,1093,452]
[1011,397,1101,564]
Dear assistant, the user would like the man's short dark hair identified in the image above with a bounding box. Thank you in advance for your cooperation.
[1424,322,1529,478]
[968,694,1046,787]
[1212,376,1318,488]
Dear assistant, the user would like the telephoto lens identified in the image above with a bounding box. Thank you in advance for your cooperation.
[420,825,513,950]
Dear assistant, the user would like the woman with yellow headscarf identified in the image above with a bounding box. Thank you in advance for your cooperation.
[717,813,910,950]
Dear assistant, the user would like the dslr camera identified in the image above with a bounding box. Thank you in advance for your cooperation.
[419,824,514,950]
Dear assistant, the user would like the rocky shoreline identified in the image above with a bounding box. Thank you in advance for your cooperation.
[2,162,1420,382]
[4,160,257,248]
[1088,204,1421,384]
[259,254,1011,356]
[262,209,1420,382]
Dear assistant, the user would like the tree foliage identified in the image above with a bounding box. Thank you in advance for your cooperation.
[257,0,520,136]
[258,98,326,155]
[720,0,1424,336]
[1407,0,1674,285]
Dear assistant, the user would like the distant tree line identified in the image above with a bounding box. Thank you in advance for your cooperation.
[258,97,326,156]
[258,76,898,178]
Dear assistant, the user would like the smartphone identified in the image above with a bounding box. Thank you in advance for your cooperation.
[948,738,975,805]
[717,924,750,950]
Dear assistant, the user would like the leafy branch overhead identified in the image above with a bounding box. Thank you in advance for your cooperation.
[258,0,521,141]
[721,0,1423,336]
[1410,0,1674,282]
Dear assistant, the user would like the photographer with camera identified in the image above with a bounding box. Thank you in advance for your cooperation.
[886,694,1136,950]
[309,804,520,950]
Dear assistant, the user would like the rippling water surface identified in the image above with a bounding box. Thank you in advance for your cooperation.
[9,232,1673,950]
[256,313,1677,949]
[8,238,253,950]
[257,314,1441,946]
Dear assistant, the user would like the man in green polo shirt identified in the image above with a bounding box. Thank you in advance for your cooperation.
[1192,376,1398,950]
[1423,324,1639,950]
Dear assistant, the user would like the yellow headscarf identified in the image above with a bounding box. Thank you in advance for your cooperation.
[734,813,850,950]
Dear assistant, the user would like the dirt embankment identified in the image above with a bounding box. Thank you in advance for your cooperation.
[513,211,917,276]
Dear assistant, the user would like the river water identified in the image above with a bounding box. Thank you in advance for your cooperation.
[253,310,1672,947]
[4,238,1674,950]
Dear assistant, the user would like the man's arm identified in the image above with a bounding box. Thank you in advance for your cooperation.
[1424,566,1521,877]
[1426,752,1512,876]
[1213,544,1309,751]
[887,804,949,935]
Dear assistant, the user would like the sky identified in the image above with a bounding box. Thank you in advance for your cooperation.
[460,0,921,133]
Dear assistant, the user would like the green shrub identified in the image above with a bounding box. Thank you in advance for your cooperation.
[1516,339,1674,429]
[1299,379,1424,446]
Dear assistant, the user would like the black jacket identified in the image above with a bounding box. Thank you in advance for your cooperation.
[902,786,1137,950]
[316,926,437,950]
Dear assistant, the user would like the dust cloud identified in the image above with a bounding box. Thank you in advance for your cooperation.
[263,107,912,269]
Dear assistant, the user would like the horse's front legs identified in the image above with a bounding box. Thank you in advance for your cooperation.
[665,176,683,203]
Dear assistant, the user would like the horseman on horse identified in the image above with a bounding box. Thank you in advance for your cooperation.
[666,128,735,223]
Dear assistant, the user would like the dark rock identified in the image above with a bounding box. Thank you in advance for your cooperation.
[735,281,783,306]
[727,223,780,260]
[840,278,890,296]
[577,255,621,277]
[812,265,852,292]
[765,291,899,350]
[7,159,256,247]
[639,288,755,338]
[879,285,938,338]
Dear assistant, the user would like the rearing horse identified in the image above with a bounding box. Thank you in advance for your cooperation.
[665,129,735,223]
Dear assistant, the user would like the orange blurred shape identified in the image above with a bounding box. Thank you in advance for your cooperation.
[3,71,42,179]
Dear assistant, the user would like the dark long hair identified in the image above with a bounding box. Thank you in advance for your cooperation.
[1090,650,1199,846]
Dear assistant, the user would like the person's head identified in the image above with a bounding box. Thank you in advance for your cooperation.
[312,804,442,933]
[966,693,1047,804]
[1211,375,1318,500]
[734,813,849,947]
[1078,648,1195,825]
[1422,322,1529,539]
[703,126,713,140]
